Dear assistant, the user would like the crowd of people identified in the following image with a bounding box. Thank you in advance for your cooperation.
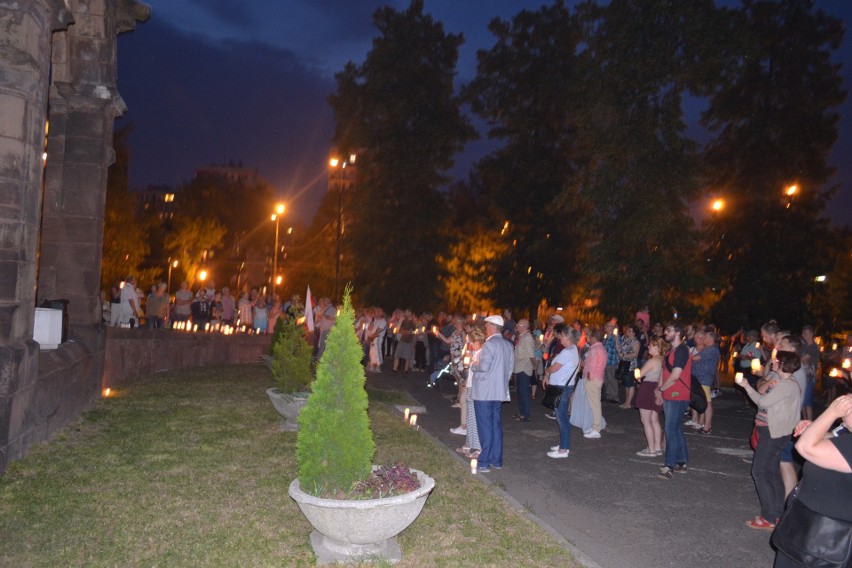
[355,307,851,566]
[101,276,304,334]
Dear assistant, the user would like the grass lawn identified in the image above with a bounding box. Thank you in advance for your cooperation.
[0,364,577,567]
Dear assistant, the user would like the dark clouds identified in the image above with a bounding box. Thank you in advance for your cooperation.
[117,17,336,224]
[117,1,852,227]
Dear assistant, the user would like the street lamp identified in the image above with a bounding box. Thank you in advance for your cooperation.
[198,269,207,283]
[271,203,286,295]
[329,157,346,301]
[711,198,725,212]
[167,259,178,295]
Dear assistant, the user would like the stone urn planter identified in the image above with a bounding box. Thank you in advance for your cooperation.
[266,387,308,431]
[288,468,435,564]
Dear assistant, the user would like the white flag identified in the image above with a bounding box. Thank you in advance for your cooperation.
[305,286,315,332]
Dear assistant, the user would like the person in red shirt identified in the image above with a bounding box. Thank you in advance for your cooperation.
[656,322,692,478]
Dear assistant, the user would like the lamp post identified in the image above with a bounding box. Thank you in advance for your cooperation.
[329,155,354,302]
[271,203,285,296]
[167,259,178,295]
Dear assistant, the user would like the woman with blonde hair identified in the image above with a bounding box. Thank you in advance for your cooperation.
[634,336,668,457]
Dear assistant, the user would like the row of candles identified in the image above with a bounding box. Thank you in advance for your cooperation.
[171,321,252,335]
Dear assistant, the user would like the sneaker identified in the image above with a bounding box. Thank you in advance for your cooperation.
[636,448,657,457]
[654,449,663,456]
[711,388,722,399]
[547,450,570,458]
[477,466,491,473]
[684,420,699,427]
[545,411,557,420]
[658,466,674,479]
[550,445,561,451]
[492,465,503,470]
[450,427,467,435]
[584,430,601,439]
[450,403,461,408]
[674,464,688,473]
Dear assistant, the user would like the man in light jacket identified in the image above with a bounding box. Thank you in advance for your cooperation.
[471,315,514,472]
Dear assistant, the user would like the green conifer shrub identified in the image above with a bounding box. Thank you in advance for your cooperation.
[296,285,375,496]
[270,317,313,395]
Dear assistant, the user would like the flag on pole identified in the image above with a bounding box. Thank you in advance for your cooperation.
[305,286,315,332]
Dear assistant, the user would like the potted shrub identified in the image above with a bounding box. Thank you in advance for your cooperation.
[288,286,435,564]
[266,316,313,431]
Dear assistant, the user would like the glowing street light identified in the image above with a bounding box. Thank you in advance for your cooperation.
[329,153,356,301]
[198,269,207,283]
[785,184,798,197]
[167,258,179,295]
[711,198,725,212]
[271,202,286,295]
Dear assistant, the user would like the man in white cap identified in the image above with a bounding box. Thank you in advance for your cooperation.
[471,314,514,473]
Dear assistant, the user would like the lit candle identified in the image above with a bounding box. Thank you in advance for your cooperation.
[634,368,641,380]
[404,408,410,422]
[193,324,198,332]
[409,415,417,427]
[463,355,470,367]
[613,328,619,336]
[829,368,839,378]
[751,359,761,372]
[735,372,744,384]
[843,359,851,370]
[832,343,838,350]
[732,351,738,359]
[470,458,477,474]
[755,342,760,349]
[432,326,437,334]
[771,348,777,360]
[205,323,210,332]
[103,388,111,397]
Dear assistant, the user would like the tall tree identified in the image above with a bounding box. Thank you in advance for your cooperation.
[102,124,157,289]
[328,0,475,309]
[464,1,584,319]
[701,0,846,329]
[569,0,734,319]
[163,217,227,289]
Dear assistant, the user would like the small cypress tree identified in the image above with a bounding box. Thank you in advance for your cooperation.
[270,317,313,395]
[296,285,375,496]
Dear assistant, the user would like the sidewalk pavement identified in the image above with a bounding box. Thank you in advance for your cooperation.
[367,367,777,568]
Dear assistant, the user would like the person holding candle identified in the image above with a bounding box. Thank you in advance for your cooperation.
[634,337,667,457]
[617,324,641,409]
[602,320,621,406]
[470,316,514,473]
[736,350,803,529]
[543,325,581,458]
[457,327,485,459]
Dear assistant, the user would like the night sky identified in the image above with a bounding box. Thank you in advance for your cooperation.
[116,1,852,227]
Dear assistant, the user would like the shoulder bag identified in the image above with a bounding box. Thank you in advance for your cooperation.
[542,364,579,409]
[772,488,852,568]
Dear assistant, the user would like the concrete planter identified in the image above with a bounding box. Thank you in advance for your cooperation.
[265,387,308,431]
[288,468,435,564]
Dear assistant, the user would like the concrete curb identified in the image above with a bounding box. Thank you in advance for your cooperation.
[390,400,602,568]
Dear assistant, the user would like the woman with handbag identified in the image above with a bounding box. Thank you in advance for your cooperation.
[735,351,803,530]
[773,392,852,568]
[542,325,581,458]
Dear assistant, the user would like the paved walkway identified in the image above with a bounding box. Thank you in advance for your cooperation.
[366,367,779,568]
